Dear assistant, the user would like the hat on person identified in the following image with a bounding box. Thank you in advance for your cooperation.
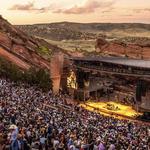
[9,124,17,130]
[96,137,101,142]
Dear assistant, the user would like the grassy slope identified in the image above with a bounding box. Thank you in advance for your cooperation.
[45,39,96,52]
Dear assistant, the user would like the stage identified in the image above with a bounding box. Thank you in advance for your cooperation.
[80,101,142,119]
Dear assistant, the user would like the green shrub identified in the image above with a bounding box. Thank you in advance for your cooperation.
[37,46,52,60]
[0,56,53,91]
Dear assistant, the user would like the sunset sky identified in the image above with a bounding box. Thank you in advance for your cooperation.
[0,0,150,24]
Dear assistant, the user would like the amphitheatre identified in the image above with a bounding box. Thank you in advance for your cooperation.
[0,13,150,150]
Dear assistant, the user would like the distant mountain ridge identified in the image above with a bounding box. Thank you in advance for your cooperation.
[16,22,150,41]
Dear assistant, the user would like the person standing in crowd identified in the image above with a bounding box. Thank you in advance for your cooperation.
[8,125,19,150]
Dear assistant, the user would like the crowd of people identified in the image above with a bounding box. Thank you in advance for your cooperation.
[0,78,150,150]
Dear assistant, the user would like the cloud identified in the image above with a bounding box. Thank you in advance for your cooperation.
[9,0,115,14]
[102,7,114,13]
[53,0,115,14]
[133,8,150,13]
[9,2,55,13]
[9,2,34,11]
[120,14,133,17]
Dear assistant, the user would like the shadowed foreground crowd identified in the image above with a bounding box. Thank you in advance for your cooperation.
[0,79,150,150]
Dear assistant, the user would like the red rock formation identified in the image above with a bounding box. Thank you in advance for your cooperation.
[0,15,67,71]
[0,47,30,69]
[50,52,64,93]
[95,38,150,59]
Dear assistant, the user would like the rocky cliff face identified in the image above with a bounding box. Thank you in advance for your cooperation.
[0,15,67,70]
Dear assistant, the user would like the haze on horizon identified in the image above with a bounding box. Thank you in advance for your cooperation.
[0,0,150,25]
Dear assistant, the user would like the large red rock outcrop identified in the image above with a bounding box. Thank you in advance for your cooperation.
[95,38,150,59]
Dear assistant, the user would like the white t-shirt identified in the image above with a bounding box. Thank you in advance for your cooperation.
[26,131,31,137]
[40,137,47,144]
[53,140,59,148]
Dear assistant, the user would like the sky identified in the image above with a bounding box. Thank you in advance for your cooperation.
[0,0,150,24]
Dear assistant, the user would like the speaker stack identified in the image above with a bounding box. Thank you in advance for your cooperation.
[136,80,147,102]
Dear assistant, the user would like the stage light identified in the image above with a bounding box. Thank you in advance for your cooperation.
[67,70,77,89]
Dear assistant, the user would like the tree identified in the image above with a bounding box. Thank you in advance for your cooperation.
[36,68,53,91]
[0,56,53,91]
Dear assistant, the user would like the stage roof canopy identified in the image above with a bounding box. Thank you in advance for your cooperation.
[72,56,150,69]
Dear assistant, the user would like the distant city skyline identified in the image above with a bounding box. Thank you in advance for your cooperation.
[0,0,150,24]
